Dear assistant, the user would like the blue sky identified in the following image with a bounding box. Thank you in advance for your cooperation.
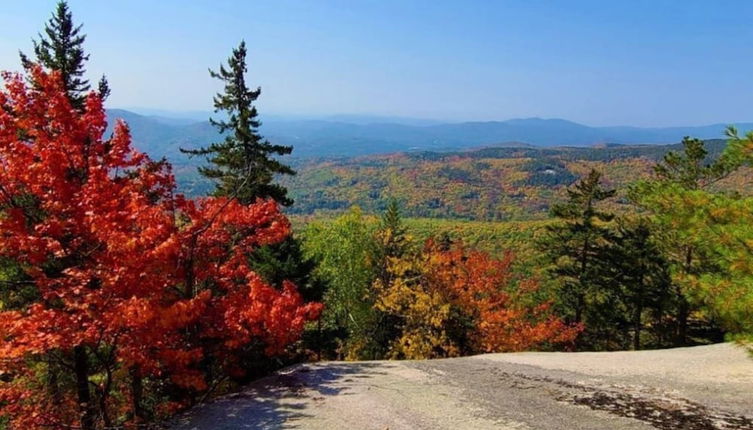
[1,0,752,126]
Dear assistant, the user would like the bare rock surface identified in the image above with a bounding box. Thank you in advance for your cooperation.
[171,343,753,429]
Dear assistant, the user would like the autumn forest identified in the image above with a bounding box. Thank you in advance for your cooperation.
[0,2,752,430]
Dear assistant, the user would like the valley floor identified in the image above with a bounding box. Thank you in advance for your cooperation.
[171,343,753,430]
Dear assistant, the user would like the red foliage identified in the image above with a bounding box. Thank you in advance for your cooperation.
[0,67,320,429]
[424,240,581,353]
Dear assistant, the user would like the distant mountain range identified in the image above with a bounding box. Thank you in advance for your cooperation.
[106,109,752,161]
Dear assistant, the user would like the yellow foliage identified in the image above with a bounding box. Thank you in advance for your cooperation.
[373,242,578,359]
[373,256,459,359]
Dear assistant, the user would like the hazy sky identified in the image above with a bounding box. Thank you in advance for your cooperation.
[1,0,752,126]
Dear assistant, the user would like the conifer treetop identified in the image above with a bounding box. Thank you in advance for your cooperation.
[183,41,295,206]
[20,1,108,110]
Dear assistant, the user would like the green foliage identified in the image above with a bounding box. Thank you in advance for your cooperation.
[652,136,737,190]
[0,258,36,311]
[181,41,295,205]
[20,0,108,109]
[302,208,381,358]
[292,136,752,354]
[299,203,578,360]
[368,200,414,356]
[248,235,325,302]
[631,136,735,346]
[400,217,550,279]
[541,170,617,337]
[630,130,753,349]
[377,200,411,262]
[611,218,674,349]
[178,42,320,359]
[540,169,705,350]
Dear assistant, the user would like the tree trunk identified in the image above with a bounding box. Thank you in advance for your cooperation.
[575,232,591,325]
[633,300,643,350]
[317,318,323,361]
[574,293,585,324]
[74,345,94,430]
[47,356,62,408]
[99,366,113,428]
[677,297,689,346]
[633,274,644,350]
[676,247,693,346]
[131,367,145,423]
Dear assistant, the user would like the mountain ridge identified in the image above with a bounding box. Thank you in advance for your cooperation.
[105,109,752,160]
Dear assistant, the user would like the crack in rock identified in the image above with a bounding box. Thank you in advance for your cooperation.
[496,371,753,430]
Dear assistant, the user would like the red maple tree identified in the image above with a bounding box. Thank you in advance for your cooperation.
[423,240,581,353]
[0,67,321,429]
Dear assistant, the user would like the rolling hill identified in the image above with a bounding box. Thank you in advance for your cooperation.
[280,140,753,221]
[106,110,753,216]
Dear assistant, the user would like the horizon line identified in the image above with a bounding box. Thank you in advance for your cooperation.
[110,107,752,130]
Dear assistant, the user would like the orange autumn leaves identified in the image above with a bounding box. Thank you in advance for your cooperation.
[0,68,320,428]
[375,240,580,359]
[0,66,578,429]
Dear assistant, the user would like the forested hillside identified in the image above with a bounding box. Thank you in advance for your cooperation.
[282,139,753,220]
[3,2,753,429]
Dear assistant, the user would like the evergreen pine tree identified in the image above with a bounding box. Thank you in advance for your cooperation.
[633,136,733,345]
[542,169,618,349]
[183,42,307,287]
[374,200,413,291]
[20,0,108,110]
[182,41,295,205]
[370,200,412,357]
[183,42,322,361]
[653,136,733,190]
[379,199,410,261]
[612,219,672,350]
[247,235,324,302]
